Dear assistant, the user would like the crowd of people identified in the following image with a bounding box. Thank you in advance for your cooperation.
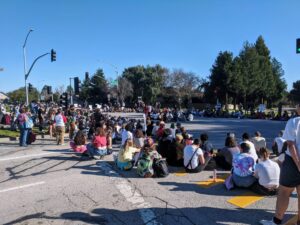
[1,100,300,225]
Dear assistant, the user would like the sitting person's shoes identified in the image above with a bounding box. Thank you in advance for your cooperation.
[260,218,282,225]
[93,155,101,160]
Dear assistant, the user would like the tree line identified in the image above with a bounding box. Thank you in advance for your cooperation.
[6,35,300,108]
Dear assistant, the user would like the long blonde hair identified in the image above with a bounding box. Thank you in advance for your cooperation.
[123,139,133,152]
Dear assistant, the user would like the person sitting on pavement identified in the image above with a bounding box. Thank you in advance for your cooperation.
[183,133,193,146]
[137,138,162,178]
[156,121,166,140]
[232,143,257,188]
[170,123,176,139]
[272,130,285,156]
[215,136,240,170]
[151,121,160,140]
[184,138,207,173]
[70,130,88,156]
[132,129,145,163]
[251,131,267,152]
[240,132,258,162]
[175,122,182,135]
[87,127,107,159]
[121,123,133,146]
[166,134,184,167]
[133,129,145,149]
[200,133,214,154]
[116,139,139,170]
[106,128,113,155]
[146,120,154,137]
[157,128,173,158]
[251,147,280,196]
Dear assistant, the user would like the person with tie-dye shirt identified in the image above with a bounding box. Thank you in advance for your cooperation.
[232,142,256,188]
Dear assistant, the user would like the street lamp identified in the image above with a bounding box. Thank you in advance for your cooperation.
[23,28,34,105]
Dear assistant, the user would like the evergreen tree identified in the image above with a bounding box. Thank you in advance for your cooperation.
[122,65,167,104]
[254,36,275,104]
[270,58,287,105]
[81,69,109,104]
[289,80,300,104]
[207,51,234,107]
[238,42,261,108]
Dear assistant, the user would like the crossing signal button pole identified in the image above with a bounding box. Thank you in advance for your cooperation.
[51,49,56,62]
[297,39,300,54]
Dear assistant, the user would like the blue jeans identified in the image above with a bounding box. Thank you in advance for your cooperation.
[232,173,257,188]
[87,143,107,157]
[19,128,29,146]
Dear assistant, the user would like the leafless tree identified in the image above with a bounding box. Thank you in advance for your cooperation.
[117,77,133,103]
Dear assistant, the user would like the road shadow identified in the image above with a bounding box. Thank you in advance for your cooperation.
[3,206,294,225]
[0,155,87,184]
[158,180,250,197]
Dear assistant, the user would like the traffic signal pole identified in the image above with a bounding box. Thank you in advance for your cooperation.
[23,29,34,106]
[69,77,73,105]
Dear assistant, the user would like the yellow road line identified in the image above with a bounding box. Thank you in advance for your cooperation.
[227,191,264,208]
[174,169,187,177]
[196,178,226,188]
[284,215,298,225]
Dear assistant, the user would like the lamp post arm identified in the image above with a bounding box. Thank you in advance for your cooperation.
[25,52,49,80]
[23,30,33,48]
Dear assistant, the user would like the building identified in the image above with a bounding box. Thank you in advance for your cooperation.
[0,92,9,102]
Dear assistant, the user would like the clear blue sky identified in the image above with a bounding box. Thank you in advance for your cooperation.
[0,0,299,93]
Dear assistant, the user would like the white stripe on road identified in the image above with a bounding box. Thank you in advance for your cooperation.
[98,162,161,225]
[0,181,45,193]
[0,152,55,162]
[0,151,73,162]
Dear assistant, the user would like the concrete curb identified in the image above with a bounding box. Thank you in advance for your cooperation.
[0,137,19,143]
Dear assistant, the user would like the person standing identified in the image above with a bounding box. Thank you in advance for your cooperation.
[37,104,44,132]
[260,103,300,225]
[54,109,65,145]
[17,108,29,147]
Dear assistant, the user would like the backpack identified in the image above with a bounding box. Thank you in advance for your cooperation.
[153,158,169,178]
[27,131,36,144]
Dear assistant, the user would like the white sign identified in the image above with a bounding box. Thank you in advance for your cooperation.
[258,104,266,113]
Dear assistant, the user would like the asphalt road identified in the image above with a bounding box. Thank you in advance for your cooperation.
[0,116,296,225]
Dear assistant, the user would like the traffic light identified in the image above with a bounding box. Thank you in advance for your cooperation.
[59,92,68,107]
[297,39,300,54]
[51,49,56,62]
[74,77,81,95]
[85,72,89,80]
[28,83,33,92]
[47,86,52,95]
